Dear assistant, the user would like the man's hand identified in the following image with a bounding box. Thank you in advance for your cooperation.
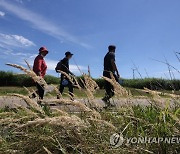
[37,72,41,76]
[69,71,75,76]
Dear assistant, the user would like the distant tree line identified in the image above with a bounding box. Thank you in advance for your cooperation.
[0,71,180,91]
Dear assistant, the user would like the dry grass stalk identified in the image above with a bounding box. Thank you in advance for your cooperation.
[23,86,32,96]
[0,112,16,117]
[143,88,180,99]
[88,118,117,130]
[15,105,40,118]
[57,70,82,89]
[24,59,32,70]
[6,63,47,88]
[51,108,68,116]
[18,115,87,130]
[73,76,82,90]
[57,70,73,83]
[23,87,38,98]
[144,88,165,99]
[143,88,166,108]
[45,99,91,112]
[64,92,75,100]
[51,84,62,99]
[79,77,94,99]
[43,146,52,154]
[44,99,101,119]
[80,74,101,108]
[9,94,44,114]
[83,74,99,94]
[102,74,129,97]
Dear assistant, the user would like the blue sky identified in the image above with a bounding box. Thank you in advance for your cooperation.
[0,0,180,79]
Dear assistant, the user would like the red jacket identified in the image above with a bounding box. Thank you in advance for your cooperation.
[33,55,47,78]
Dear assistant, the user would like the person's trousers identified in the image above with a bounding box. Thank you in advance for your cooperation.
[103,71,118,100]
[59,75,74,97]
[36,83,44,100]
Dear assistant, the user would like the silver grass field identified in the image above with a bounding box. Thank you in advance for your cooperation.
[0,62,179,154]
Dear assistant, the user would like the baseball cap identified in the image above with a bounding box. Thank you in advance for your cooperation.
[65,51,73,56]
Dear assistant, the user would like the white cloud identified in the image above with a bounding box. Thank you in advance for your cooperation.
[0,33,36,47]
[0,0,90,48]
[12,35,35,46]
[0,11,5,17]
[42,58,87,73]
[24,57,87,74]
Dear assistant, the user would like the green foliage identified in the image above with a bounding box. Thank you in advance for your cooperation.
[95,78,180,91]
[1,71,180,91]
[44,75,59,84]
[0,71,59,87]
[122,78,180,90]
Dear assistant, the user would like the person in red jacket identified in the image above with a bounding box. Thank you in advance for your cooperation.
[33,47,48,100]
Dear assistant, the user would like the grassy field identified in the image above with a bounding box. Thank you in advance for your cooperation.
[0,86,150,98]
[0,98,179,153]
[1,86,179,98]
[0,87,180,153]
[0,67,180,153]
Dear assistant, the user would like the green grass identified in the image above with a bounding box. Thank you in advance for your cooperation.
[0,87,28,96]
[1,86,179,98]
[0,86,105,98]
[0,86,147,98]
[0,103,179,153]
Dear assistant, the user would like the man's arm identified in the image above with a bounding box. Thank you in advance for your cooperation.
[61,64,74,76]
[111,59,120,78]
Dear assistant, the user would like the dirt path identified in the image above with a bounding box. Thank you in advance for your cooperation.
[0,96,178,111]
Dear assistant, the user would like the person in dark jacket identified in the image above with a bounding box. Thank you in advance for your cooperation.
[56,51,74,99]
[102,45,120,107]
[32,47,48,100]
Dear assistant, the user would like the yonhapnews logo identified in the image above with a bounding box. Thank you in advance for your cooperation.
[110,133,180,148]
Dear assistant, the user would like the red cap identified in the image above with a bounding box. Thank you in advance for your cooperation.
[39,47,48,53]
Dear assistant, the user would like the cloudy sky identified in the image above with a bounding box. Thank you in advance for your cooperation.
[0,0,180,79]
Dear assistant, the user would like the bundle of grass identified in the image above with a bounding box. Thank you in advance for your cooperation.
[83,74,99,94]
[79,74,101,109]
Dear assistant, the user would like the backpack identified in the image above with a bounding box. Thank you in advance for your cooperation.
[55,61,62,73]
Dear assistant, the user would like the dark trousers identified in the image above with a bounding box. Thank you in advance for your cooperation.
[103,71,118,100]
[36,83,44,100]
[59,75,74,97]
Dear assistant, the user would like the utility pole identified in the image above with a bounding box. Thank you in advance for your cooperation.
[88,65,91,76]
[131,68,136,79]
